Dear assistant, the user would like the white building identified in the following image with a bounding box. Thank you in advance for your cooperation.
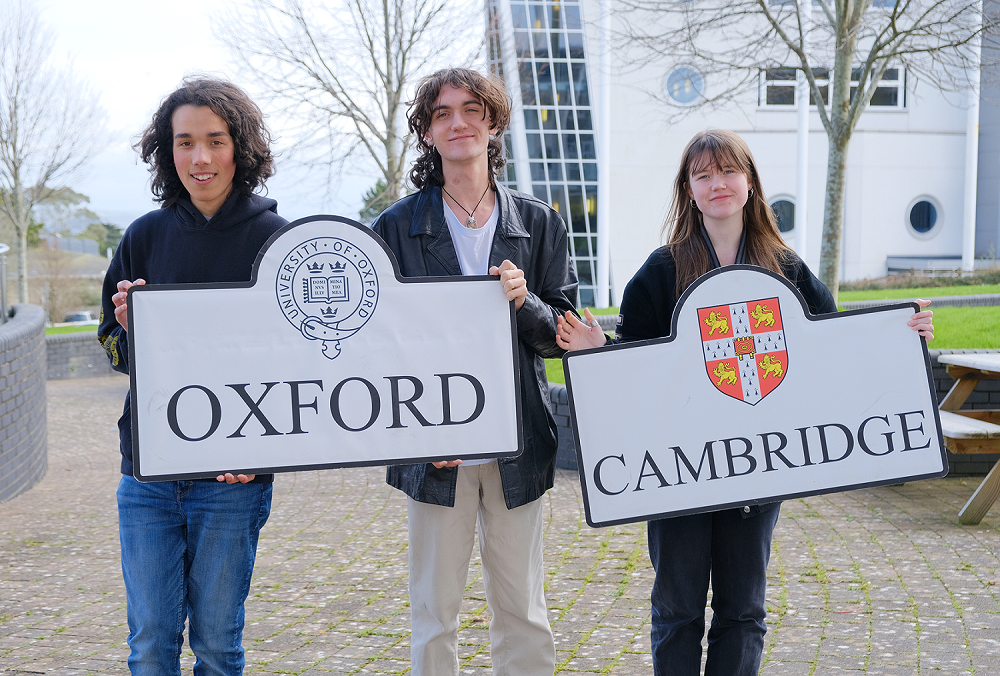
[485,0,996,306]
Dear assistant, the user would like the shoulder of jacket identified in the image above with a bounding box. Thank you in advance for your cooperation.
[505,188,557,215]
[625,246,676,293]
[122,207,175,237]
[778,249,808,277]
[374,192,420,226]
[643,245,675,269]
[253,208,288,229]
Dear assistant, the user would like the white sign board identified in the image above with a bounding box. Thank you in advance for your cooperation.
[565,266,947,528]
[128,216,521,481]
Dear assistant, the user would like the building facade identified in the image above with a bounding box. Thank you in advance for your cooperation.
[488,0,997,306]
[488,0,603,307]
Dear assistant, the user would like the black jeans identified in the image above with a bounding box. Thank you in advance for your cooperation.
[647,503,781,676]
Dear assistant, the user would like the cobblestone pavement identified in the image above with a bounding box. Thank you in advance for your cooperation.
[1,376,999,675]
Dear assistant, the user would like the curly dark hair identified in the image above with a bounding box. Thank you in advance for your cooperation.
[407,68,511,190]
[136,78,275,207]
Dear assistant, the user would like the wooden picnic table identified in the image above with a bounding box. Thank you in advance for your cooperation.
[937,353,1000,524]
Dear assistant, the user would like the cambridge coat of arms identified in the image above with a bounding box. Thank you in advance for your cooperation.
[697,297,787,405]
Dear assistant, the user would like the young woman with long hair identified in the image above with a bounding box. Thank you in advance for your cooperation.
[556,129,933,675]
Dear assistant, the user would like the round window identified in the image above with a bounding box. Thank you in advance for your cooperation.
[665,67,704,105]
[908,199,937,234]
[770,199,795,233]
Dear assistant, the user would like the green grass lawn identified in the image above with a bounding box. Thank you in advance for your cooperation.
[546,358,565,385]
[46,324,98,335]
[545,301,1000,385]
[928,306,1000,349]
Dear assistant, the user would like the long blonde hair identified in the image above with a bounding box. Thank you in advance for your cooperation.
[664,129,794,294]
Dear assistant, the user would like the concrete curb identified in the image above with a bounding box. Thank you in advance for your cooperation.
[841,293,1000,309]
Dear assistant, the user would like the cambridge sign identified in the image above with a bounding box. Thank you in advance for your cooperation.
[564,266,947,528]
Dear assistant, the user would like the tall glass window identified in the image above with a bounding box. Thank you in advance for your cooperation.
[489,0,602,307]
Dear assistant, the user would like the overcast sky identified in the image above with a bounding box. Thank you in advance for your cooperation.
[37,0,376,230]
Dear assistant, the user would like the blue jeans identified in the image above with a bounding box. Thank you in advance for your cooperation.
[117,476,272,676]
[647,503,781,676]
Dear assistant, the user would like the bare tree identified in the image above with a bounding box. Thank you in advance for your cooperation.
[223,0,483,204]
[616,0,996,299]
[0,0,106,303]
[31,244,84,325]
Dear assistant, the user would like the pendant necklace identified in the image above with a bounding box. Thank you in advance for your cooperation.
[443,185,490,229]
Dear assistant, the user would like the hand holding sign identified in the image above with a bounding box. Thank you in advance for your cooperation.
[113,278,145,331]
[489,259,527,310]
[910,299,935,340]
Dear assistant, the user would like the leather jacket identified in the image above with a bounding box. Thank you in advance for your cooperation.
[372,184,578,509]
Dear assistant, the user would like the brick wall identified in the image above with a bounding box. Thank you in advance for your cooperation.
[46,331,116,380]
[549,348,1000,476]
[549,384,578,471]
[0,305,47,502]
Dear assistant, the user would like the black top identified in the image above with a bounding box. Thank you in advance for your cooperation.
[616,245,837,343]
[98,192,288,479]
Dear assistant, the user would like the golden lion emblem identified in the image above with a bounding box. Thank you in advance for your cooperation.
[712,362,738,387]
[704,311,730,336]
[749,302,775,328]
[758,354,784,379]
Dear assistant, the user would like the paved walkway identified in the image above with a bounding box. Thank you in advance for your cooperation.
[1,376,999,675]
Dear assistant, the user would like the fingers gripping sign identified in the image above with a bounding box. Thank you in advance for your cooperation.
[910,299,935,342]
[489,260,527,310]
[216,472,257,483]
[113,279,146,331]
[431,459,463,469]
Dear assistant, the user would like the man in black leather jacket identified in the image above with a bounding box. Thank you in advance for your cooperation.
[372,68,577,676]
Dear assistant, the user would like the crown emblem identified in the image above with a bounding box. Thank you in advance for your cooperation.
[307,262,324,272]
[321,306,338,318]
[330,261,346,271]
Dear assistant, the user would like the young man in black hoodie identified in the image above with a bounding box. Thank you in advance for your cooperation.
[98,78,286,676]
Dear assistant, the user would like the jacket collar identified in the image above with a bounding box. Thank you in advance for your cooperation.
[408,184,529,274]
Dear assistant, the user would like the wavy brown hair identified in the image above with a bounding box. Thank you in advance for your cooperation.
[407,68,511,190]
[136,78,275,208]
[664,129,794,294]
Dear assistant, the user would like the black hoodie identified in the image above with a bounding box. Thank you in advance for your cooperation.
[98,192,287,478]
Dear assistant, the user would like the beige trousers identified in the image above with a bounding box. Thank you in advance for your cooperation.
[406,462,556,676]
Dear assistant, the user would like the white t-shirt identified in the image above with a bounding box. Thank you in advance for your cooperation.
[443,198,500,466]
[444,200,499,276]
